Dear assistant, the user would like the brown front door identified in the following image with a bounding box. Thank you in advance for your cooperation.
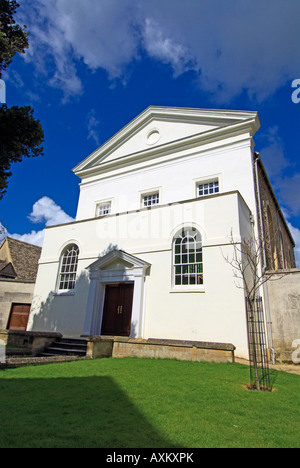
[101,283,134,336]
[8,303,31,331]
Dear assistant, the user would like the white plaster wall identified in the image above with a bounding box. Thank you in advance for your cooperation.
[141,248,248,358]
[76,135,257,224]
[29,193,251,358]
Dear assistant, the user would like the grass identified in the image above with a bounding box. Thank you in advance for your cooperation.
[0,358,299,448]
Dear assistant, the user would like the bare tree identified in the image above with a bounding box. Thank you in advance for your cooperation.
[223,230,277,304]
[223,230,279,391]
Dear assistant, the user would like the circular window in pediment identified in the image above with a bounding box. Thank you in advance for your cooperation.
[146,129,161,145]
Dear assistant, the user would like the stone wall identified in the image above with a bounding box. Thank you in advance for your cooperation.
[86,336,236,363]
[0,279,35,329]
[0,329,62,355]
[266,269,300,362]
[254,156,296,270]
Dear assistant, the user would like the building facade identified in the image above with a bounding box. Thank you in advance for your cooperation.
[27,107,296,360]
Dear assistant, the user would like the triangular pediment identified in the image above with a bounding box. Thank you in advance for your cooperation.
[73,106,260,178]
[87,249,151,273]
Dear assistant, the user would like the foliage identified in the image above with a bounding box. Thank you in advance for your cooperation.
[0,104,44,199]
[0,358,299,448]
[0,0,28,77]
[0,1,44,200]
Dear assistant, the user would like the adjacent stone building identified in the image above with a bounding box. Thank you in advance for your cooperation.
[0,237,42,331]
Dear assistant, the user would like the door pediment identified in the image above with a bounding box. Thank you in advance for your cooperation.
[87,249,151,276]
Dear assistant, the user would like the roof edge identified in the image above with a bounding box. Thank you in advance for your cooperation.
[73,106,260,176]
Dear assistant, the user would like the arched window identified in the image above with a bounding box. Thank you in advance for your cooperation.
[173,228,203,286]
[58,244,79,291]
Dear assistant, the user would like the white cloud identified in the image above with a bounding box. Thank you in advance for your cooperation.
[28,196,74,227]
[87,110,101,147]
[17,0,140,97]
[1,197,74,247]
[0,223,7,244]
[17,0,300,102]
[142,18,194,77]
[10,229,46,247]
[17,0,83,100]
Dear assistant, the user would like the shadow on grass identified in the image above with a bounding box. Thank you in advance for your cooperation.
[0,375,177,448]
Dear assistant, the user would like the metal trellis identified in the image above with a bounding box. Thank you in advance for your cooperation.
[246,297,274,391]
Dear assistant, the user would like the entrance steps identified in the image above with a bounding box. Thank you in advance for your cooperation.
[39,337,88,358]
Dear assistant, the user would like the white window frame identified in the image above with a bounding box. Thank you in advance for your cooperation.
[172,228,204,292]
[140,187,161,208]
[197,179,219,197]
[193,175,221,200]
[95,200,112,217]
[142,192,159,207]
[57,244,80,292]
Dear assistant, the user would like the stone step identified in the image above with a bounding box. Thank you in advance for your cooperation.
[2,355,91,368]
[39,337,88,358]
[40,347,87,356]
[59,338,87,345]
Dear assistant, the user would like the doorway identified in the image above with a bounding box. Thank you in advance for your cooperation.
[8,303,31,331]
[101,283,134,336]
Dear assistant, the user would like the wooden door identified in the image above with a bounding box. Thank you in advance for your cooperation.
[101,283,134,336]
[8,303,31,331]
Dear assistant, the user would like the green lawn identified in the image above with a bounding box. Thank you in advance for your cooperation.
[0,358,299,448]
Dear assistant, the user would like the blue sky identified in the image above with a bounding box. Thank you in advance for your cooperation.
[0,0,300,265]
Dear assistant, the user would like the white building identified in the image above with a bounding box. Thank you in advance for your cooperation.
[27,107,296,360]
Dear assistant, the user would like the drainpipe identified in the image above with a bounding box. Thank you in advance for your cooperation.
[263,281,276,364]
[254,154,276,364]
[276,209,286,269]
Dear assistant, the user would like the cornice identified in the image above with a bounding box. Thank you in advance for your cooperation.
[73,106,260,179]
[75,118,259,181]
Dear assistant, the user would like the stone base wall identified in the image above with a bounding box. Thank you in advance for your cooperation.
[0,329,62,356]
[86,336,236,363]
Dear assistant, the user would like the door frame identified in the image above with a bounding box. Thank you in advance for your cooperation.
[101,282,134,336]
[84,250,151,338]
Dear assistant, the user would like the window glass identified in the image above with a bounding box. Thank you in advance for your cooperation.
[143,193,159,207]
[173,228,203,286]
[58,244,79,290]
[198,180,219,197]
[96,202,111,217]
